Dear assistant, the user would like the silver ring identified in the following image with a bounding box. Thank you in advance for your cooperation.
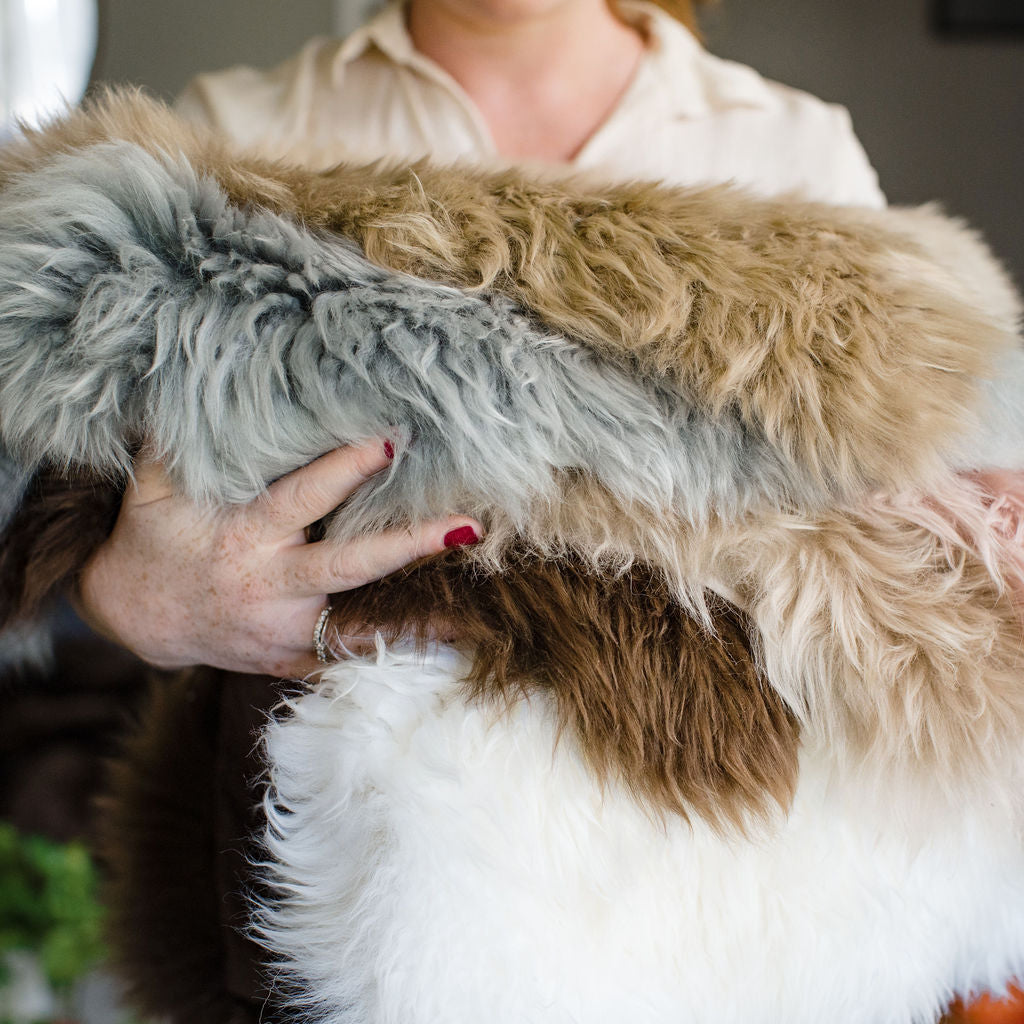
[313,604,332,665]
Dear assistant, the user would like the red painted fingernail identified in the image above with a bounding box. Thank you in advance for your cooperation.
[383,440,395,460]
[443,525,480,548]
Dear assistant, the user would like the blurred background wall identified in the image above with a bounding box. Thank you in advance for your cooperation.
[92,0,335,95]
[90,0,1023,286]
[702,0,1024,292]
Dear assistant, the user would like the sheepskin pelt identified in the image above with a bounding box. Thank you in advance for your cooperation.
[327,548,800,827]
[2,92,1023,524]
[259,647,1024,1024]
[1,91,1024,1022]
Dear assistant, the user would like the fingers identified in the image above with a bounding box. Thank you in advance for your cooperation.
[258,441,394,540]
[283,517,483,597]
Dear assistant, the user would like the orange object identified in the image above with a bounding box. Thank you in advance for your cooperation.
[946,983,1024,1024]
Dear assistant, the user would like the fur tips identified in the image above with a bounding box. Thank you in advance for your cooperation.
[723,495,1024,789]
[0,467,798,827]
[328,549,800,829]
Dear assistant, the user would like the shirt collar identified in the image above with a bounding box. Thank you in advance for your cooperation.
[332,0,775,120]
[333,2,436,83]
[621,1,777,118]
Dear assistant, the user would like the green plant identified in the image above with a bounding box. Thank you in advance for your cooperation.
[0,823,106,992]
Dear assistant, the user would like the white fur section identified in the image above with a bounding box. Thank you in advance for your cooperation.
[259,646,1024,1024]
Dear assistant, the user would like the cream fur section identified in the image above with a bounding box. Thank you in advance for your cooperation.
[713,498,1024,784]
[258,645,1024,1024]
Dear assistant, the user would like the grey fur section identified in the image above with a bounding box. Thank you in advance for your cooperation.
[0,447,31,535]
[0,142,809,537]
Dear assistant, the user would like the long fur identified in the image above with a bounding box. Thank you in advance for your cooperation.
[466,472,1024,790]
[0,469,120,629]
[11,466,1024,807]
[717,502,1024,789]
[896,470,1024,606]
[0,91,1020,789]
[96,669,270,1024]
[0,139,826,542]
[0,473,798,827]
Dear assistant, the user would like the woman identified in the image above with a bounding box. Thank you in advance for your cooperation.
[5,2,1016,1020]
[77,0,885,676]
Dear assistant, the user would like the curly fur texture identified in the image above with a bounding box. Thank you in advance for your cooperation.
[902,470,1024,606]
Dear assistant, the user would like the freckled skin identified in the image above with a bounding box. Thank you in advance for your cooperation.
[78,443,482,677]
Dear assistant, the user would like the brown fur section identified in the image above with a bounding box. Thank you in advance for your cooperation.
[501,474,1024,790]
[329,548,800,829]
[0,469,120,629]
[2,90,1016,501]
[542,482,1024,789]
[95,668,267,1024]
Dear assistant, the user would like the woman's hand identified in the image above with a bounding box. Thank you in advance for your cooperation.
[77,441,482,677]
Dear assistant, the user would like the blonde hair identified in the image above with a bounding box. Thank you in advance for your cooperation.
[651,0,705,32]
[610,0,709,39]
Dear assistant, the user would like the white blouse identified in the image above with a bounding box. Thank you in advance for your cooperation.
[175,1,886,207]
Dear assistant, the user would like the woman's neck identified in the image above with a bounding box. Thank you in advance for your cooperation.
[407,0,646,162]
